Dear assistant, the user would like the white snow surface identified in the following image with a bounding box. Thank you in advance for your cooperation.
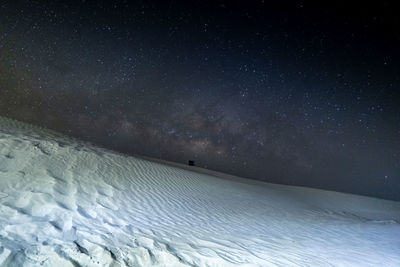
[0,116,399,267]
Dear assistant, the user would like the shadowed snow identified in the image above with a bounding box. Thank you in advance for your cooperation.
[0,116,399,266]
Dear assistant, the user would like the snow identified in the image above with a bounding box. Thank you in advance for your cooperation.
[0,116,399,266]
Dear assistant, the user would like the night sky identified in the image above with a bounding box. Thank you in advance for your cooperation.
[1,1,399,200]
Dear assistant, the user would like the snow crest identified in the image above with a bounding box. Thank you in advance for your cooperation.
[0,117,399,266]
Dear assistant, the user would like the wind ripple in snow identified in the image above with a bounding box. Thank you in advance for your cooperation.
[0,116,399,266]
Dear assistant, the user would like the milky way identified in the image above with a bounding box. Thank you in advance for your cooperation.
[1,1,399,199]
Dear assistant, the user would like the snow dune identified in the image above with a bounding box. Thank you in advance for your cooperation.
[0,116,399,266]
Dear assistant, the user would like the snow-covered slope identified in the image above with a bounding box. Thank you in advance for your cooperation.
[0,116,399,267]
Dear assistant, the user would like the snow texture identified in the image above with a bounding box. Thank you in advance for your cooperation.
[0,116,399,266]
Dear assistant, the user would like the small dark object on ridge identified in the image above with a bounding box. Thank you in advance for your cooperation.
[188,160,195,166]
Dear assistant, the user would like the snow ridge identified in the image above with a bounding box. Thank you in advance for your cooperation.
[0,116,400,266]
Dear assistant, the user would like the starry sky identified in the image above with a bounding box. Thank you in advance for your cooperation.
[1,1,399,200]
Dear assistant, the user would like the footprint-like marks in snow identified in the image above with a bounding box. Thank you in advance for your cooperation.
[77,205,97,219]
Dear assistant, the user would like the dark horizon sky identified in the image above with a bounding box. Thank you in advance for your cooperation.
[1,1,399,200]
